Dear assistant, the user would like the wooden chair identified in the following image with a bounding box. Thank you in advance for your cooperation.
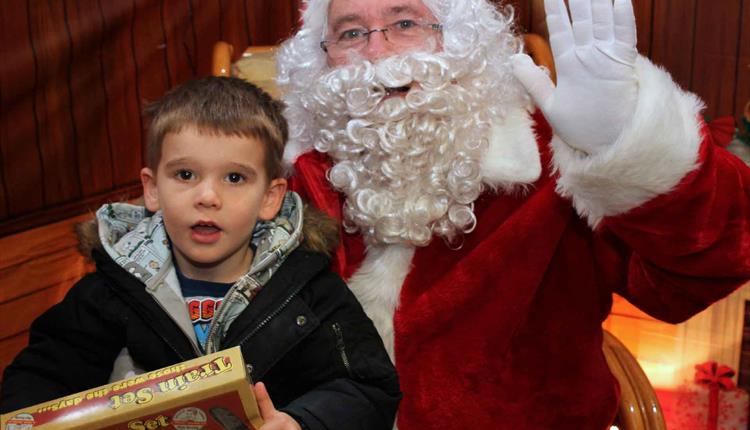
[213,42,281,98]
[603,330,667,430]
[211,37,665,430]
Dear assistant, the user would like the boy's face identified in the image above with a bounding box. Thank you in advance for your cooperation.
[140,126,286,282]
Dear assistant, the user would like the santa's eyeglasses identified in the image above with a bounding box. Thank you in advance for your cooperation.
[320,19,443,56]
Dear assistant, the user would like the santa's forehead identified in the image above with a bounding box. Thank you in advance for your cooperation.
[326,0,435,19]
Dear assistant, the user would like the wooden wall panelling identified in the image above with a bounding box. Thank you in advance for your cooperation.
[0,183,143,238]
[650,0,695,97]
[0,280,83,340]
[0,237,90,303]
[29,0,81,206]
[512,0,650,55]
[691,0,742,120]
[133,0,170,108]
[66,0,114,197]
[632,0,652,57]
[163,0,198,88]
[246,0,300,47]
[99,0,143,187]
[0,212,93,381]
[0,0,45,217]
[221,0,251,58]
[735,0,750,119]
[192,0,223,77]
[0,54,7,221]
[0,212,89,270]
[0,1,6,220]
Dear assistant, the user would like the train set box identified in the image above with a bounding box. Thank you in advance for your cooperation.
[1,346,263,430]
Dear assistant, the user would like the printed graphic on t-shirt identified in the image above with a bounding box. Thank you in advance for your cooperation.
[176,267,232,352]
[186,297,223,350]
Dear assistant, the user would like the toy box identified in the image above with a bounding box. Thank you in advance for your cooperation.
[1,346,263,429]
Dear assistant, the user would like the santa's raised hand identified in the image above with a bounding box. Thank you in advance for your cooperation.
[512,0,639,155]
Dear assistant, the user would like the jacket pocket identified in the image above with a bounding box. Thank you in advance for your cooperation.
[238,297,319,381]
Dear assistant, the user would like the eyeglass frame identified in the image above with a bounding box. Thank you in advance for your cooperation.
[319,20,444,53]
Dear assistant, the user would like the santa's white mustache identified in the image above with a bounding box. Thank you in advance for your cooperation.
[307,52,482,123]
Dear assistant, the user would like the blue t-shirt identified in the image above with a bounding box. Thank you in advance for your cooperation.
[176,269,232,353]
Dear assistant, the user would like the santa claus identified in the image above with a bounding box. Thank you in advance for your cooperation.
[277,0,750,428]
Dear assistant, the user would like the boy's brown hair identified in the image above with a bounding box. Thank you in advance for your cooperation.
[144,76,288,180]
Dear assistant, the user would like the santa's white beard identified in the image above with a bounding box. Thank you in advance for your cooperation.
[295,50,518,246]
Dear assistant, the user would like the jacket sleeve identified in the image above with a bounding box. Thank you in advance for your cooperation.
[278,271,401,430]
[0,273,125,412]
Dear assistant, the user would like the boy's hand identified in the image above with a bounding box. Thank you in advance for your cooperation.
[254,382,303,430]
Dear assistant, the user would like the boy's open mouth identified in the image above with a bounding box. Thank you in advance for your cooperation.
[191,221,222,244]
[191,221,221,235]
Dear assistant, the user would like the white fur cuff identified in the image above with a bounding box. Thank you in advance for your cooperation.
[552,56,704,228]
[481,105,542,190]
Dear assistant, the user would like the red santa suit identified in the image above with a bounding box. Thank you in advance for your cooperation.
[289,57,750,429]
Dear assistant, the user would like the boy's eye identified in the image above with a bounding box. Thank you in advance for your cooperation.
[176,170,194,181]
[226,172,245,184]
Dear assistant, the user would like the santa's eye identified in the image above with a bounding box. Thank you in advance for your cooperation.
[394,19,417,31]
[338,28,366,42]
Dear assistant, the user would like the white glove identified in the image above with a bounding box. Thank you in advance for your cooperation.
[511,0,639,155]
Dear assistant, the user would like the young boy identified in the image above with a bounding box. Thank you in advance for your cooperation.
[0,77,401,430]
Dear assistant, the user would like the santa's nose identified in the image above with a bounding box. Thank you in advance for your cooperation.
[363,30,397,62]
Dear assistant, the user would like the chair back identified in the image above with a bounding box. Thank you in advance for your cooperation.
[603,330,667,430]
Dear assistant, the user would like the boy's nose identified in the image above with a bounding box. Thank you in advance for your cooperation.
[196,180,221,209]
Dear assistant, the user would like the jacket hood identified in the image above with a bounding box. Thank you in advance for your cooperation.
[93,191,305,287]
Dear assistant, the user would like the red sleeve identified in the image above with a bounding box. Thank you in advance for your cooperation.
[599,125,750,322]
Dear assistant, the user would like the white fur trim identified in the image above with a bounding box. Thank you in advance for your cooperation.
[347,244,415,363]
[552,56,704,227]
[480,106,541,189]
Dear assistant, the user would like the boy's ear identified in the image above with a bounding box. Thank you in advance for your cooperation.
[140,167,160,212]
[258,178,288,221]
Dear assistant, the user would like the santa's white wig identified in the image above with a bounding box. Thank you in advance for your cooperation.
[277,0,528,246]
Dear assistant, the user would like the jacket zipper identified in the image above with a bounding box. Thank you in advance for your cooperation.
[332,322,353,377]
[205,276,261,354]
